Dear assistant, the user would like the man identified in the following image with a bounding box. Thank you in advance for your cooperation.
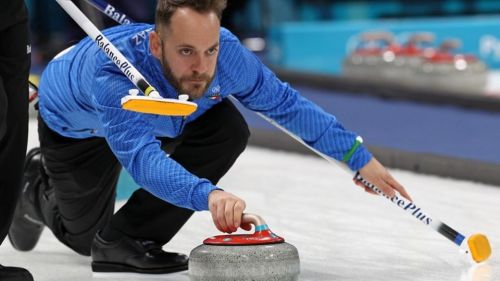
[9,0,412,275]
[0,0,34,280]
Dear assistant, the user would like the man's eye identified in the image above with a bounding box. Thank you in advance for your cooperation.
[207,47,218,55]
[180,49,192,56]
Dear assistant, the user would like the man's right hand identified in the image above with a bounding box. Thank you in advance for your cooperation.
[208,190,247,233]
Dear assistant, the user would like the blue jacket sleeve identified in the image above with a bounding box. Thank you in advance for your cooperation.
[91,67,217,211]
[221,42,372,171]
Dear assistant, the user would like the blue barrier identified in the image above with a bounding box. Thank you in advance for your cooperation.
[267,16,500,74]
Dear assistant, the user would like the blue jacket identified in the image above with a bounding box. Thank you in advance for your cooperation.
[38,23,372,211]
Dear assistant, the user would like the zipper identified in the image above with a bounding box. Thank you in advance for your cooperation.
[178,116,187,134]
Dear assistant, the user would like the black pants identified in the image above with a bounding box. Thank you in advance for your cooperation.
[37,99,250,255]
[0,18,30,245]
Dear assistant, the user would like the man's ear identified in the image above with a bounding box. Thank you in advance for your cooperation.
[149,31,162,59]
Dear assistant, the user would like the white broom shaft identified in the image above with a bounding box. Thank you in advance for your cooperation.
[55,0,156,96]
[228,96,466,246]
[354,173,465,246]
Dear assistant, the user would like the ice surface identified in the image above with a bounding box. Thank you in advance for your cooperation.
[0,119,498,281]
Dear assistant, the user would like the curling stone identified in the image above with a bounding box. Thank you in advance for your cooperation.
[189,213,300,281]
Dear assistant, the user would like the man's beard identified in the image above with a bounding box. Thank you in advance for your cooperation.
[160,50,214,100]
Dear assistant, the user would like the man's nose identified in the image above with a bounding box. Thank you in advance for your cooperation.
[192,55,208,74]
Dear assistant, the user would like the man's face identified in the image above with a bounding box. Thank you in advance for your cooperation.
[150,7,220,100]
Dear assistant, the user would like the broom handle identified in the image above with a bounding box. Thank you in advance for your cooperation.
[234,97,467,247]
[56,0,157,97]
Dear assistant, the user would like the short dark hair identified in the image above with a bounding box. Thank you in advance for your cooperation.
[155,0,227,31]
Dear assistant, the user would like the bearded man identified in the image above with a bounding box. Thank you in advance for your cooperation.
[9,0,411,275]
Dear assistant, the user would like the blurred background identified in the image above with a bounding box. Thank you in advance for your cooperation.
[24,0,500,197]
